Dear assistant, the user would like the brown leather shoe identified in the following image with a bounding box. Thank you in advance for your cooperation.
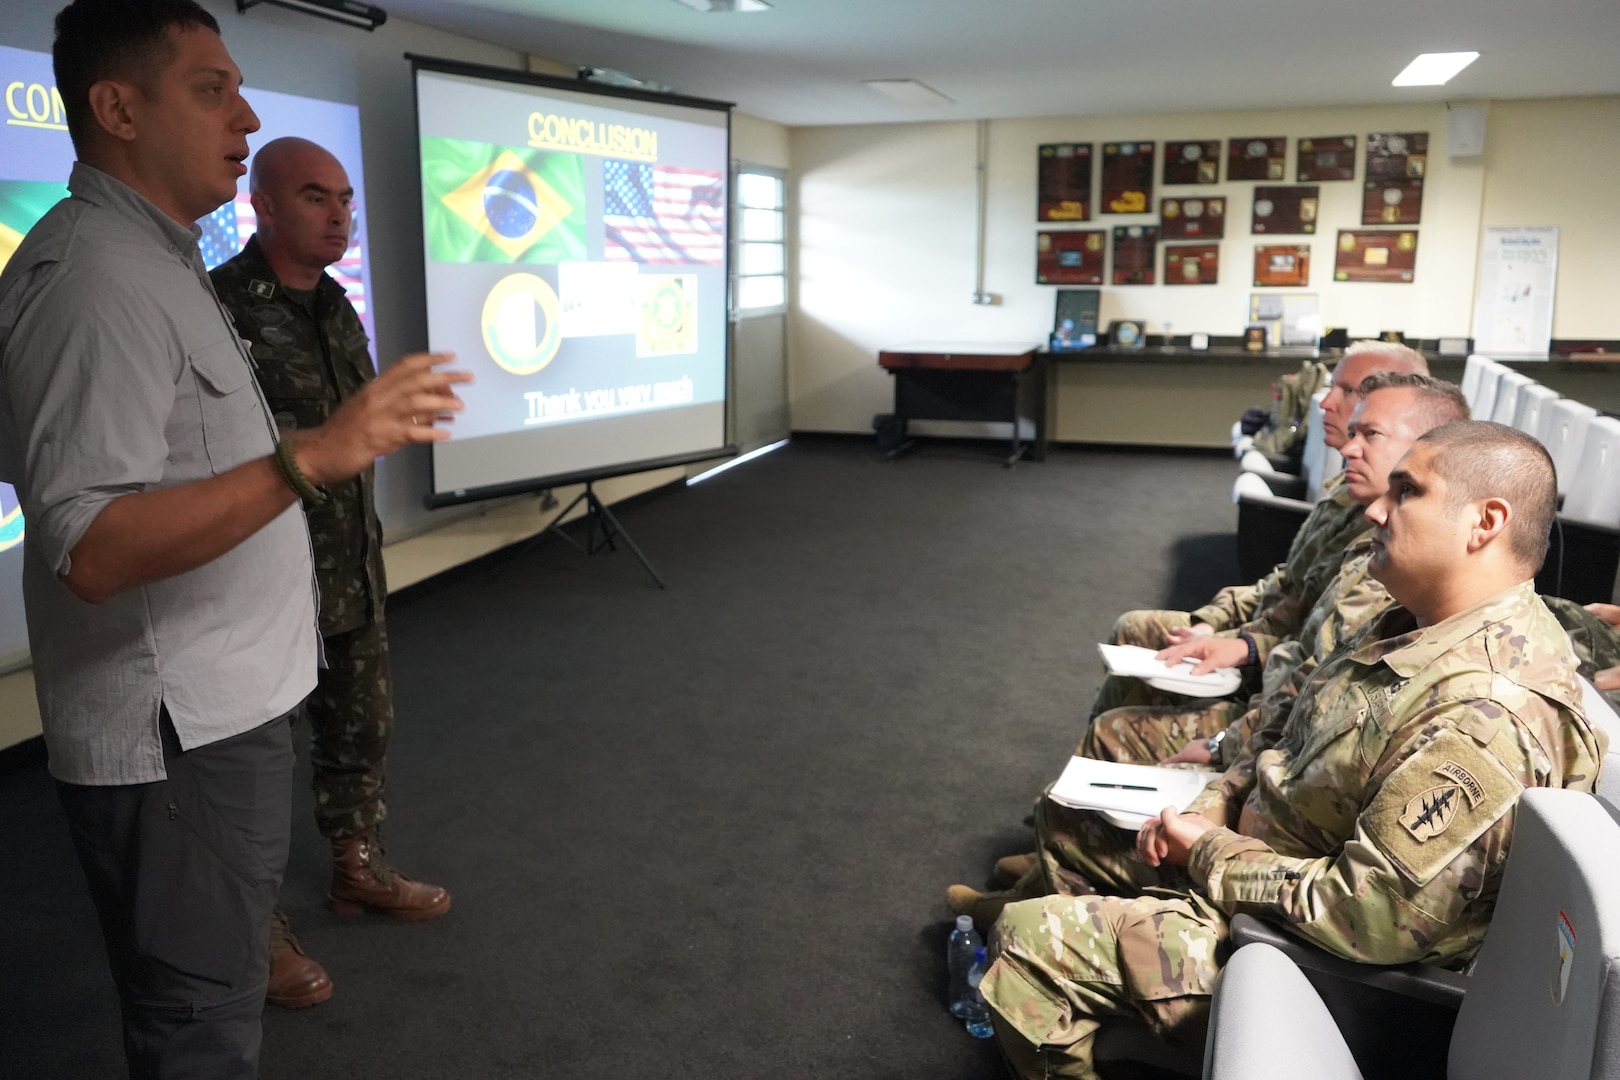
[266,907,333,1009]
[992,852,1039,888]
[328,831,452,921]
[945,884,1017,936]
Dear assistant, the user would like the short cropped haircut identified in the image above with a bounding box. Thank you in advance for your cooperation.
[1356,372,1471,433]
[1416,421,1557,570]
[1341,339,1430,377]
[53,0,220,152]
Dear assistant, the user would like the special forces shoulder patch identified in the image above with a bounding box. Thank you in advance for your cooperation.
[1366,729,1522,885]
[1398,760,1484,841]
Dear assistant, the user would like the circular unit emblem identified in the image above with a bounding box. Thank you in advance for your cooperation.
[1387,135,1408,155]
[1254,199,1274,217]
[1184,198,1204,217]
[1383,187,1404,205]
[644,279,689,337]
[1247,140,1267,157]
[1183,144,1202,161]
[480,273,563,376]
[482,170,541,240]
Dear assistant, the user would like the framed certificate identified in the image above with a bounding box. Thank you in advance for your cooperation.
[1101,141,1155,214]
[1038,143,1093,222]
[1335,229,1418,283]
[1228,136,1287,181]
[1253,244,1311,287]
[1159,195,1226,239]
[1362,178,1424,225]
[1165,244,1219,285]
[1366,132,1428,180]
[1163,140,1220,185]
[1036,229,1106,284]
[1297,135,1357,181]
[1112,225,1158,285]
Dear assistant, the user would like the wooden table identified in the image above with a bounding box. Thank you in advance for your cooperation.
[877,341,1046,465]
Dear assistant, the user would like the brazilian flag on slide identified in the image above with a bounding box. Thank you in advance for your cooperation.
[0,179,68,276]
[422,137,586,264]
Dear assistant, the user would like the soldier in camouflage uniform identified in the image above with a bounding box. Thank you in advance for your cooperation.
[211,138,450,1009]
[1084,375,1469,766]
[979,423,1606,1080]
[1089,343,1431,723]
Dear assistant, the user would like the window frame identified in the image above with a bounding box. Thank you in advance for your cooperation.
[731,164,787,319]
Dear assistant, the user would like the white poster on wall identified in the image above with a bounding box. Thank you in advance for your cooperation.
[1473,226,1559,358]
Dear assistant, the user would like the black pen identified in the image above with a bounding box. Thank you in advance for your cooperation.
[1089,782,1157,791]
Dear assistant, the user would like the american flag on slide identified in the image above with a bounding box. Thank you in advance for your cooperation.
[602,160,724,265]
[197,195,372,324]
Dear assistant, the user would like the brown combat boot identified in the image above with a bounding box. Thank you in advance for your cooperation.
[266,906,333,1009]
[328,830,452,921]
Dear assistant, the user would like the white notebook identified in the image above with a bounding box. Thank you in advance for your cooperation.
[1049,755,1223,830]
[1097,642,1244,698]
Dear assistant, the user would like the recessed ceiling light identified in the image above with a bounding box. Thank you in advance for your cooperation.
[1392,51,1480,87]
[861,79,954,107]
[672,0,772,11]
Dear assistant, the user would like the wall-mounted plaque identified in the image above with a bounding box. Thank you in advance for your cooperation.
[1334,229,1418,283]
[1253,244,1311,287]
[1251,185,1319,234]
[1366,132,1428,180]
[1159,196,1226,239]
[1101,141,1155,214]
[1165,243,1219,285]
[1297,135,1357,181]
[1228,136,1287,181]
[1038,143,1093,222]
[1112,225,1158,285]
[1362,178,1424,225]
[1036,229,1106,284]
[1163,140,1220,185]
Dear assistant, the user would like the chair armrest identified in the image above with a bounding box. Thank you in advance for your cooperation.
[1205,942,1365,1080]
[1229,915,1468,1009]
[1234,488,1312,583]
[1537,516,1620,605]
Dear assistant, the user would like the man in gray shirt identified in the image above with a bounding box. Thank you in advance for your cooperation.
[0,2,467,1076]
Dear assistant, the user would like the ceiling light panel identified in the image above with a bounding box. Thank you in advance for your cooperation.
[671,0,773,11]
[862,79,954,106]
[1392,51,1480,86]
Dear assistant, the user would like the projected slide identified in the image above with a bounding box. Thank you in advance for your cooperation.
[0,42,372,670]
[415,64,731,501]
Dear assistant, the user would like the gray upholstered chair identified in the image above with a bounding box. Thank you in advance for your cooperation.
[1202,787,1620,1080]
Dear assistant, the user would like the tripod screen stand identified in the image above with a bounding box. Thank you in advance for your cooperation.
[545,482,667,589]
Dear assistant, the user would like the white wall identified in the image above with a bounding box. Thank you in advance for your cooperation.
[789,98,1617,434]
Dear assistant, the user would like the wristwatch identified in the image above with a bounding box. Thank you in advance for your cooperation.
[1204,729,1227,764]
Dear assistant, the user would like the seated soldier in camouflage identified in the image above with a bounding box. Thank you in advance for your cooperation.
[979,422,1606,1080]
[951,375,1469,917]
[1088,341,1428,724]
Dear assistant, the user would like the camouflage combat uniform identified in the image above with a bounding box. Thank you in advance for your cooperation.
[1089,473,1371,722]
[984,581,1605,1079]
[211,236,392,841]
[1083,537,1389,766]
[1054,541,1392,897]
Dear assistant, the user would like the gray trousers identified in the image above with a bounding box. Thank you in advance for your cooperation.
[56,710,295,1080]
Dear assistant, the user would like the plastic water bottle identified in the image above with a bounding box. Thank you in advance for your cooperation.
[947,915,983,1018]
[963,946,994,1038]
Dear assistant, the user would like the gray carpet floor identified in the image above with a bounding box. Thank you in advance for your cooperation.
[0,436,1243,1079]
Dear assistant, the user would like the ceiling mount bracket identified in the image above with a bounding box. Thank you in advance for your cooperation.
[235,0,387,32]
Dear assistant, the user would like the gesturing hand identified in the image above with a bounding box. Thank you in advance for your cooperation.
[297,352,472,485]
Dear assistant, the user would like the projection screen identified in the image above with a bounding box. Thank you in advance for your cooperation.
[411,58,735,507]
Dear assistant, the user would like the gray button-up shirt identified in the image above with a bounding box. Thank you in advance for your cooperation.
[0,163,318,785]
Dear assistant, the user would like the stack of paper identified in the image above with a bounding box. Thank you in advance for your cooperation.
[1049,756,1223,830]
[1097,643,1243,698]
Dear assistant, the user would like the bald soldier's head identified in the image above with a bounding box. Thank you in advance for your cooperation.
[1318,340,1430,450]
[1365,421,1556,626]
[248,136,353,290]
